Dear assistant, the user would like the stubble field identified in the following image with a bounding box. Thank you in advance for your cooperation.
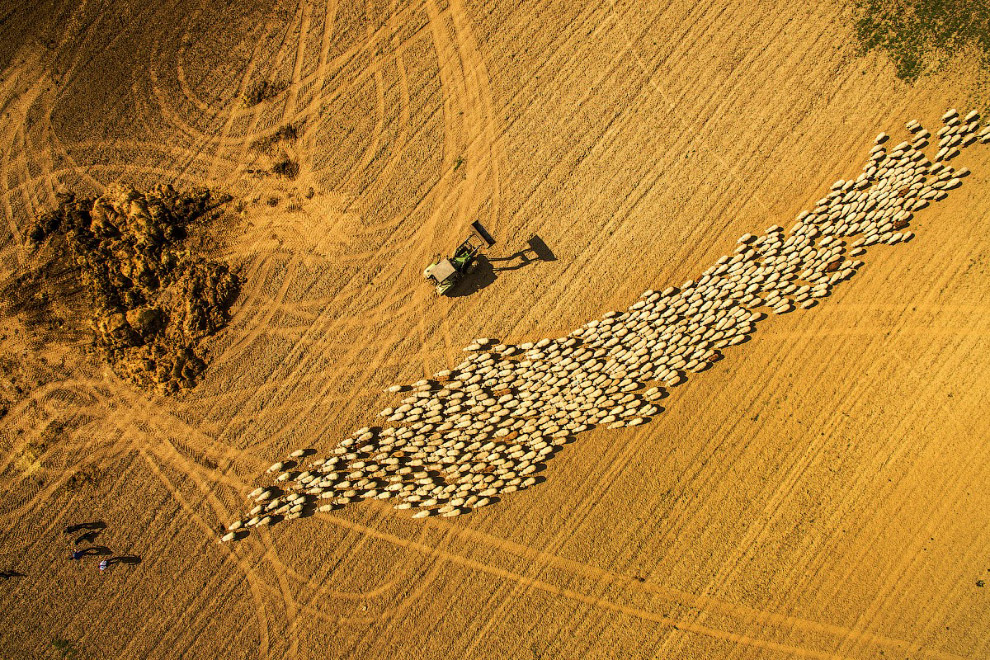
[1,1,989,658]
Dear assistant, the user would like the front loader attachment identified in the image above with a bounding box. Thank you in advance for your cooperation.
[470,221,496,248]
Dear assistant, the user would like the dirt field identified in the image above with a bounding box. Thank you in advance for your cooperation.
[2,1,990,658]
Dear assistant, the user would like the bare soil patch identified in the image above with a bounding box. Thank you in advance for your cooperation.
[6,185,239,394]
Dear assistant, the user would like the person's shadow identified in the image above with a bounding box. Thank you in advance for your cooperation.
[447,235,556,297]
[64,521,105,535]
[74,530,102,546]
[106,555,141,567]
[0,570,25,579]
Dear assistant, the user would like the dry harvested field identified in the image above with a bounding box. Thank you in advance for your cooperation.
[2,1,990,659]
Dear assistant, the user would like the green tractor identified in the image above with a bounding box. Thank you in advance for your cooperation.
[423,221,496,295]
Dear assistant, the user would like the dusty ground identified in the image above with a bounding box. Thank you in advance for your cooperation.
[1,1,989,658]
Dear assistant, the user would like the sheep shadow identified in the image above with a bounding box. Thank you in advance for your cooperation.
[731,334,754,346]
[520,476,546,488]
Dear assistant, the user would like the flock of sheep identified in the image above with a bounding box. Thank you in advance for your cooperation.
[221,108,986,541]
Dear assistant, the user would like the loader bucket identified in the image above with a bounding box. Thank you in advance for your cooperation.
[470,221,496,247]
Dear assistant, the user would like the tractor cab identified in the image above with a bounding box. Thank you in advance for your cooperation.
[423,221,496,295]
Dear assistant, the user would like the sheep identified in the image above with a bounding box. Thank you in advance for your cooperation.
[233,129,979,529]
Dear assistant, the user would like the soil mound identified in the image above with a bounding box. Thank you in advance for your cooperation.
[15,184,239,394]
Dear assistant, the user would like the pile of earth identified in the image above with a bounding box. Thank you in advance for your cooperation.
[17,184,240,394]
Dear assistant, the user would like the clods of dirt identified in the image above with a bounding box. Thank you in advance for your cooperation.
[13,184,240,394]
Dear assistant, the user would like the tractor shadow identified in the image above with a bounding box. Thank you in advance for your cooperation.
[490,234,556,272]
[446,255,497,297]
[447,235,556,297]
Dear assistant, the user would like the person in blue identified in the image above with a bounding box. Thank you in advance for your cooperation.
[69,550,85,561]
[98,559,108,573]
